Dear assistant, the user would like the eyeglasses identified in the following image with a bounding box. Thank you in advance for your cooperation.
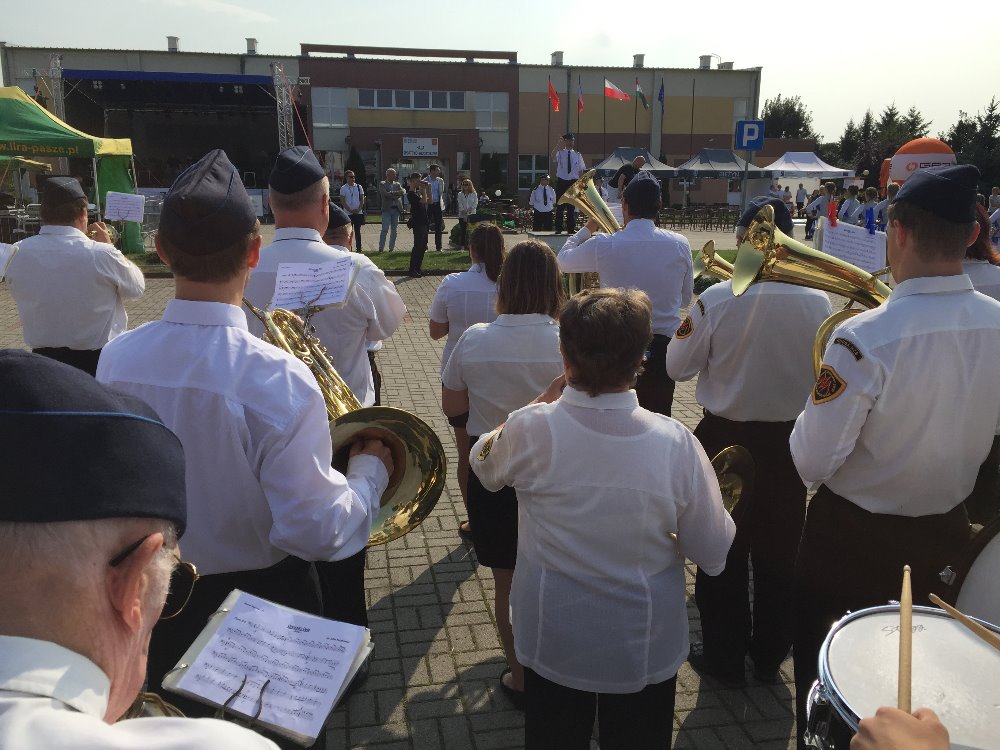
[109,535,199,621]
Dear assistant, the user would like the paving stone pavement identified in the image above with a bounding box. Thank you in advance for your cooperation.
[0,246,798,749]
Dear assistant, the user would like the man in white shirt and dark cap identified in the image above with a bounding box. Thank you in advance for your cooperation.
[558,170,692,416]
[96,149,394,717]
[528,174,556,231]
[789,164,1000,750]
[0,350,278,750]
[552,132,586,234]
[5,176,144,375]
[667,198,831,687]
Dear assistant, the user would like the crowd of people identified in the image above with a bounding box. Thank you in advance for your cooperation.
[0,139,997,750]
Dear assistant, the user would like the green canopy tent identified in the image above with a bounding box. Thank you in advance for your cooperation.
[0,86,142,251]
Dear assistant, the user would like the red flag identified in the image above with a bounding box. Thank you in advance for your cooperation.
[577,80,584,113]
[548,80,560,112]
[828,199,838,227]
[604,78,630,101]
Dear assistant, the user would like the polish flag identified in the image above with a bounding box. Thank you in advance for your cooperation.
[604,78,630,101]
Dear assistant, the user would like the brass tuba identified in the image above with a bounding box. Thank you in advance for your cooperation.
[693,240,734,282]
[731,205,891,375]
[669,445,754,542]
[556,168,623,295]
[243,299,446,546]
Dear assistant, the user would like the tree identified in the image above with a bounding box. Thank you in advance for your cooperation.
[345,146,367,189]
[876,104,908,158]
[854,111,883,186]
[901,106,931,140]
[761,94,818,140]
[838,119,861,167]
[942,98,1000,193]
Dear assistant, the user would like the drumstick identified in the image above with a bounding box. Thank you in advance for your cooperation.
[898,565,912,713]
[929,593,1000,653]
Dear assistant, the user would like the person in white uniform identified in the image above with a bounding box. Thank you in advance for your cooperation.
[470,288,734,749]
[4,176,144,375]
[528,174,556,231]
[558,170,692,417]
[96,150,393,719]
[0,350,277,750]
[789,164,1000,750]
[552,132,586,234]
[667,198,831,686]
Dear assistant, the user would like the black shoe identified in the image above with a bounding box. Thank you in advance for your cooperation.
[499,668,525,710]
[409,270,423,278]
[687,652,746,687]
[554,230,564,235]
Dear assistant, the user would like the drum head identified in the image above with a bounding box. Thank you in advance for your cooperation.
[956,518,1000,626]
[822,606,1000,748]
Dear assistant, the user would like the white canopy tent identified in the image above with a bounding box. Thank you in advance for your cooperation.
[762,152,854,179]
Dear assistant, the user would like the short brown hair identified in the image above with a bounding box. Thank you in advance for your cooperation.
[495,240,564,317]
[158,220,261,282]
[469,224,505,282]
[560,288,652,397]
[865,187,878,201]
[41,197,87,225]
[888,201,976,262]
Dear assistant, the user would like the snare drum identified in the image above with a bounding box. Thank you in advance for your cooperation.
[805,605,1000,749]
[940,517,1000,626]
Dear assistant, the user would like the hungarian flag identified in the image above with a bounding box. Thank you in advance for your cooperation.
[604,78,630,101]
[636,79,649,110]
[548,79,560,112]
[576,79,584,113]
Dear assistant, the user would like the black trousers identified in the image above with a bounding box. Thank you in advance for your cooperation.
[147,556,320,717]
[635,335,674,417]
[368,350,382,406]
[349,213,364,251]
[693,412,805,674]
[964,435,1000,525]
[458,217,469,248]
[532,210,554,231]
[409,220,428,273]
[32,346,101,376]
[554,178,576,233]
[792,486,969,750]
[524,668,676,750]
[428,203,444,249]
[315,549,368,627]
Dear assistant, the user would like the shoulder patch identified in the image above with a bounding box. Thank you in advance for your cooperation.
[675,316,694,339]
[833,337,863,361]
[477,427,503,461]
[813,365,847,404]
[696,299,705,316]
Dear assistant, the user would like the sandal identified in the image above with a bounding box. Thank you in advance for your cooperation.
[499,668,525,710]
[458,520,473,540]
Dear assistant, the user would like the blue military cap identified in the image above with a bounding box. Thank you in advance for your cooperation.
[0,350,187,535]
[41,176,86,208]
[269,146,326,194]
[738,196,794,234]
[892,164,980,224]
[328,201,351,230]
[562,132,575,141]
[158,149,257,256]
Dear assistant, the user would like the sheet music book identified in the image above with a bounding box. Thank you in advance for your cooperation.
[815,217,887,273]
[163,590,372,746]
[270,258,357,311]
[103,191,146,223]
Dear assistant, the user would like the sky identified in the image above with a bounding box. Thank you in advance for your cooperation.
[3,0,997,142]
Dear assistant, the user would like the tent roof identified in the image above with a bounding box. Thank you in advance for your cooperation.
[675,148,772,178]
[0,86,132,159]
[761,151,854,178]
[0,155,53,171]
[592,147,678,178]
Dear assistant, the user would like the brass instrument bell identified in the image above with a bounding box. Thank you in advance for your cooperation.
[555,168,622,295]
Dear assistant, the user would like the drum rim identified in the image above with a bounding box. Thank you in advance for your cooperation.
[947,515,1000,603]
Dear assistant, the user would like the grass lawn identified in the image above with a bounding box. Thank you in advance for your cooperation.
[366,250,472,273]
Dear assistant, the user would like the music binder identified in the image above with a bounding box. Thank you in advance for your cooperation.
[162,589,372,746]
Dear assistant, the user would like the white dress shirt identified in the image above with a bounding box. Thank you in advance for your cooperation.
[244,228,406,406]
[790,275,1000,515]
[529,185,556,212]
[339,182,364,213]
[5,225,145,349]
[666,281,832,421]
[97,299,388,574]
[559,218,694,336]
[963,259,1000,302]
[441,313,562,436]
[426,176,446,209]
[554,148,586,181]
[0,636,278,749]
[471,387,735,693]
[428,263,499,377]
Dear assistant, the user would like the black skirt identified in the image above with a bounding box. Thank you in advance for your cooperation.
[467,434,518,569]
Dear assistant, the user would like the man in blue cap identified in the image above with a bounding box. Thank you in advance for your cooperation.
[96,150,394,717]
[788,164,1000,750]
[0,350,276,748]
[5,176,145,375]
[552,133,586,234]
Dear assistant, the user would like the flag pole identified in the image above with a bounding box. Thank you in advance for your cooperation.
[547,75,552,168]
[633,80,638,148]
[576,76,581,133]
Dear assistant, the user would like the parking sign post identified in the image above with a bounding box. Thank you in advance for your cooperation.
[735,119,765,213]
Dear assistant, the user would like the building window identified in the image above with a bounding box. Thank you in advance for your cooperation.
[312,87,349,128]
[358,88,375,108]
[414,90,430,109]
[431,91,448,109]
[457,151,471,173]
[376,89,392,108]
[518,154,548,189]
[475,92,509,131]
[480,152,509,189]
[356,89,469,111]
[449,92,465,110]
[394,90,411,108]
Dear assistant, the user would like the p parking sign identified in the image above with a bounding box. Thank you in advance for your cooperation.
[735,120,765,152]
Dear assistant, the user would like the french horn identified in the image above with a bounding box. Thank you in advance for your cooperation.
[556,168,622,295]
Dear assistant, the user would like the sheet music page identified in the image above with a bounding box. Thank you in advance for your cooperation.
[174,591,367,741]
[103,191,146,222]
[818,218,887,273]
[270,258,355,310]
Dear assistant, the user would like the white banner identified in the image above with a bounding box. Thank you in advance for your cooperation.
[402,137,439,157]
[889,152,956,182]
